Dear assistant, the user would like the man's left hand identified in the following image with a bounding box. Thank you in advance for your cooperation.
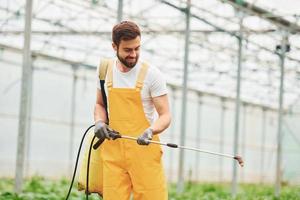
[137,127,153,145]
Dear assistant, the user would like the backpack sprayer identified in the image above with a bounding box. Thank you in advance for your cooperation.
[65,125,244,200]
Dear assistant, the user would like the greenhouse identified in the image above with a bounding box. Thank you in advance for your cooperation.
[0,0,299,199]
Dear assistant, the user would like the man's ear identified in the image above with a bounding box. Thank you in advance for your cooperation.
[112,43,117,51]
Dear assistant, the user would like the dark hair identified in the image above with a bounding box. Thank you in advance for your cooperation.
[112,21,141,47]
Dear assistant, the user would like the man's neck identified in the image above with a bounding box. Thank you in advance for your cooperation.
[117,60,133,73]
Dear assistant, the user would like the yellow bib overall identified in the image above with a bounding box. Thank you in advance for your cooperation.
[101,62,167,200]
[78,61,167,199]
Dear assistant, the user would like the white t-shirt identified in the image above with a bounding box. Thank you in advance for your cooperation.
[97,58,168,124]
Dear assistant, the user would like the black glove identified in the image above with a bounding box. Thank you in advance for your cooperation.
[107,128,121,140]
[94,120,111,140]
[137,127,153,145]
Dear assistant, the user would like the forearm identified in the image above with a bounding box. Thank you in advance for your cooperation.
[94,103,108,124]
[151,113,171,134]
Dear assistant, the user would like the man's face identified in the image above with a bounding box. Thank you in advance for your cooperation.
[113,36,141,68]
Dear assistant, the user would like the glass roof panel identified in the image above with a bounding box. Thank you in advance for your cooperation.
[0,0,300,109]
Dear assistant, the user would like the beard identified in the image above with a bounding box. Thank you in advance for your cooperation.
[117,51,139,69]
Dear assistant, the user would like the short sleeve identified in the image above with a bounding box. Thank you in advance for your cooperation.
[148,66,168,97]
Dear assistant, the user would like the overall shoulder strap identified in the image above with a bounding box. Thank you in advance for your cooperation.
[135,62,149,90]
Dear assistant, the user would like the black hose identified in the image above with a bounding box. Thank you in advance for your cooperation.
[86,135,97,200]
[65,124,95,200]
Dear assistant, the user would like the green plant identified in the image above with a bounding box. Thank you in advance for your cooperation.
[0,177,299,200]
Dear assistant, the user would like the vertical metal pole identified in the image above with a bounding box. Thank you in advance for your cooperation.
[231,11,243,198]
[69,65,78,174]
[25,56,36,177]
[219,98,226,182]
[177,0,191,193]
[15,0,33,193]
[117,0,123,22]
[169,86,176,181]
[195,93,202,181]
[260,107,267,184]
[275,32,288,198]
[240,103,247,182]
[25,57,35,177]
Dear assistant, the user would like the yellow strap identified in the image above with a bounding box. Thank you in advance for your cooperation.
[98,59,107,80]
[135,62,149,90]
[106,59,114,89]
[98,58,114,80]
[98,58,113,85]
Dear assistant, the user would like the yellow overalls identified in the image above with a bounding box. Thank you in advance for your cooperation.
[79,61,167,200]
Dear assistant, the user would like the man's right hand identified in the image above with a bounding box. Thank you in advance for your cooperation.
[94,120,111,140]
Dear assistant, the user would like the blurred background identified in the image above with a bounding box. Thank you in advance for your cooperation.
[0,0,300,198]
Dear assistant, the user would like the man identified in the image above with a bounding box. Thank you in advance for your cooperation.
[94,21,171,200]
